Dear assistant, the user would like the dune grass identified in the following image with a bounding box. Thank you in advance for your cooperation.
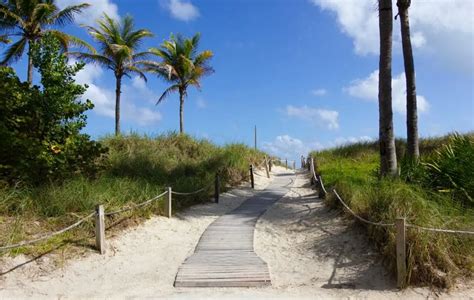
[311,133,474,288]
[0,133,267,257]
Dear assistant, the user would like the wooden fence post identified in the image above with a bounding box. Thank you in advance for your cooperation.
[95,204,105,254]
[165,187,172,218]
[396,218,407,288]
[264,156,270,178]
[285,159,288,170]
[214,173,220,203]
[268,159,272,172]
[249,164,255,189]
[310,157,315,185]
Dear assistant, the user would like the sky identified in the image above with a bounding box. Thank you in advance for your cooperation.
[4,0,474,162]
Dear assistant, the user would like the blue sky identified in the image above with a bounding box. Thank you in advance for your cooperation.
[5,0,474,162]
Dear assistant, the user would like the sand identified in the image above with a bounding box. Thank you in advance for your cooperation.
[0,166,472,299]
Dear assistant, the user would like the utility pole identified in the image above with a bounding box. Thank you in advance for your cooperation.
[254,125,257,150]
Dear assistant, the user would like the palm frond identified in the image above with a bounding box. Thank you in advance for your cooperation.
[50,3,91,26]
[125,64,147,82]
[47,29,95,53]
[67,51,114,69]
[0,37,26,64]
[157,84,180,104]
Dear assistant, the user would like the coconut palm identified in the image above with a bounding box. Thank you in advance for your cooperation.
[397,0,419,159]
[70,13,153,135]
[378,0,398,176]
[147,33,214,134]
[0,0,92,84]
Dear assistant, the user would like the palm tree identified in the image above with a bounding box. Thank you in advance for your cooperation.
[397,0,419,159]
[0,0,92,84]
[70,13,153,135]
[148,33,214,134]
[378,0,398,176]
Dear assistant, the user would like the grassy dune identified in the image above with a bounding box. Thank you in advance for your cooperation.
[0,133,266,256]
[311,133,474,288]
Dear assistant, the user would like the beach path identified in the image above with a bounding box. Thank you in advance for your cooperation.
[174,171,295,287]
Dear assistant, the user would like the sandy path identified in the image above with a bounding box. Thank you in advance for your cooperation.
[0,167,472,299]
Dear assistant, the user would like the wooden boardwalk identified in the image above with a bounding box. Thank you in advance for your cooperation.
[174,172,294,287]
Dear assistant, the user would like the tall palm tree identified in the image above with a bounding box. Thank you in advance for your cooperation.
[148,33,213,134]
[397,0,419,159]
[0,0,92,84]
[378,0,398,176]
[70,13,153,135]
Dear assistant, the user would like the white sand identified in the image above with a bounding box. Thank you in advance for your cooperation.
[0,166,472,299]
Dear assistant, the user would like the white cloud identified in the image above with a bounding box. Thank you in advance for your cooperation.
[262,135,321,159]
[331,136,374,147]
[311,88,327,96]
[56,0,119,25]
[345,70,429,114]
[74,65,162,126]
[165,0,200,21]
[285,105,339,130]
[310,0,474,72]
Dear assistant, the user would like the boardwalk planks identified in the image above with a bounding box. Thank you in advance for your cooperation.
[174,172,293,288]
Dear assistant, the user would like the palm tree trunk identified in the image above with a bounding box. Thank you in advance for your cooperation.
[115,75,122,135]
[378,0,398,177]
[27,40,34,85]
[179,89,185,134]
[398,0,419,159]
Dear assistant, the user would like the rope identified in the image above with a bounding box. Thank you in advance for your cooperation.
[171,186,208,196]
[333,190,395,227]
[0,212,95,251]
[406,224,474,235]
[105,191,169,216]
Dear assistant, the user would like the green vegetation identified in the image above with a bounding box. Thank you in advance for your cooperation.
[71,13,154,135]
[148,33,214,134]
[0,133,266,256]
[0,0,92,83]
[0,35,105,185]
[311,133,474,288]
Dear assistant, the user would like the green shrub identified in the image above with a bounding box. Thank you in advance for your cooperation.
[0,34,106,184]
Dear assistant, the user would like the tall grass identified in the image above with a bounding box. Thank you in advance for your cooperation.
[311,133,474,288]
[0,133,266,256]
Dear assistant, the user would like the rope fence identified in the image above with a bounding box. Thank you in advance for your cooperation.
[305,155,474,288]
[0,158,277,254]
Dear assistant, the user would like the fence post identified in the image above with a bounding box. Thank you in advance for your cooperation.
[214,173,220,203]
[285,159,288,170]
[293,161,296,170]
[249,164,255,189]
[95,204,105,254]
[165,187,172,218]
[310,157,315,185]
[264,156,270,178]
[396,218,407,288]
[268,159,272,172]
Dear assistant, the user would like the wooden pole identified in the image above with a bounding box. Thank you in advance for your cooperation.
[165,187,172,218]
[264,156,270,178]
[214,173,220,203]
[310,157,315,185]
[268,159,272,172]
[285,159,288,170]
[95,204,105,254]
[249,164,255,189]
[254,125,257,151]
[396,218,407,288]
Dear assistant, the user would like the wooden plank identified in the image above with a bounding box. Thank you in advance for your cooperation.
[173,173,293,288]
